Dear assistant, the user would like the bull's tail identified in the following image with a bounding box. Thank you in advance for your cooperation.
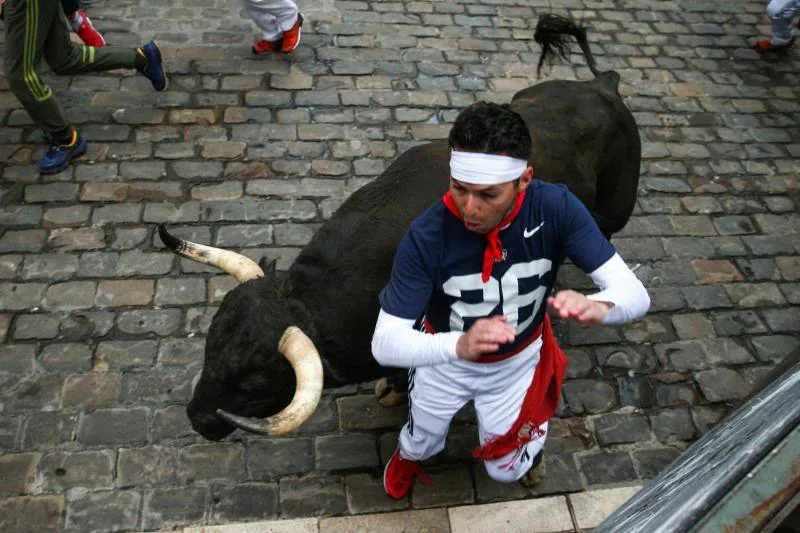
[534,14,606,80]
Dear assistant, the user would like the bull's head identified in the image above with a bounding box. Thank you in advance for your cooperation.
[159,225,324,440]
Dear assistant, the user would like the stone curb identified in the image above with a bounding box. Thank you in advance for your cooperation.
[165,484,643,533]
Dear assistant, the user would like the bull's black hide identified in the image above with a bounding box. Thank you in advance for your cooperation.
[183,16,642,440]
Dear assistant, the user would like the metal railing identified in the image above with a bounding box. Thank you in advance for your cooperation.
[595,349,800,533]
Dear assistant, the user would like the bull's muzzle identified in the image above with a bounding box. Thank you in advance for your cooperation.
[216,326,324,435]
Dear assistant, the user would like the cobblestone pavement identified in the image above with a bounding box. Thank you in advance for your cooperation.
[1,0,799,531]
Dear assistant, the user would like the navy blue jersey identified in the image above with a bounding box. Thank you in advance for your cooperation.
[379,179,616,357]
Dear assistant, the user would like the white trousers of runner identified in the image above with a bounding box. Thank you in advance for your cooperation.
[240,0,299,41]
[398,336,548,483]
[767,0,800,45]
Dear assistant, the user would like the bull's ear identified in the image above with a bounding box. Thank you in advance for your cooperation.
[259,257,277,276]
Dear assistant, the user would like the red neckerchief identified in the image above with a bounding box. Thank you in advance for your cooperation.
[442,189,526,283]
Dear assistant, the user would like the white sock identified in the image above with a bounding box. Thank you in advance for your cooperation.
[69,12,85,31]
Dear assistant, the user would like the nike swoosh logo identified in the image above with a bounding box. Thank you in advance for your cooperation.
[523,222,544,238]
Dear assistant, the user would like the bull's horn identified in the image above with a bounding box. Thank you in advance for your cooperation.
[216,326,324,435]
[158,224,264,282]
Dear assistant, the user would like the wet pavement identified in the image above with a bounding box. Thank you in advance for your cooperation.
[0,0,798,531]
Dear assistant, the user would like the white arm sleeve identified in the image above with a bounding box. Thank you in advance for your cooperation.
[371,309,462,368]
[586,253,651,325]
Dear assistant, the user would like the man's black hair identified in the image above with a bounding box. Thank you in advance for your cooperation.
[448,102,531,161]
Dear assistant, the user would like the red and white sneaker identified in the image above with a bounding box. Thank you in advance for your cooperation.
[252,38,282,55]
[383,449,431,500]
[753,36,795,52]
[73,12,106,47]
[281,13,303,53]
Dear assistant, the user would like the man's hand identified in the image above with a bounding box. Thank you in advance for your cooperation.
[456,315,516,361]
[548,290,611,324]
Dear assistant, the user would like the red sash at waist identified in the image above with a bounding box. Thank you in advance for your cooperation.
[422,317,544,363]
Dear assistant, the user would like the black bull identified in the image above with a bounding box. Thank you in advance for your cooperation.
[163,18,642,441]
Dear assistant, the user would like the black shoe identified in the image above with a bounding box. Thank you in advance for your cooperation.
[35,133,87,174]
[138,41,168,91]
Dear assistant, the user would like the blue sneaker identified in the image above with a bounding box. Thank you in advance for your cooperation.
[138,41,168,91]
[35,133,88,174]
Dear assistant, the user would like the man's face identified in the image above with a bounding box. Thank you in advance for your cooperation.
[449,170,532,234]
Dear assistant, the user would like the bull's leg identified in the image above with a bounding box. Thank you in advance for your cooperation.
[519,451,546,488]
[389,372,408,393]
[374,370,408,407]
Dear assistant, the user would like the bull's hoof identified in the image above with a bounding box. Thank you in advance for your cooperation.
[520,453,546,488]
[374,377,407,407]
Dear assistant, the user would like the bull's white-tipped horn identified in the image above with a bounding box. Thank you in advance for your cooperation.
[216,326,324,436]
[158,224,264,283]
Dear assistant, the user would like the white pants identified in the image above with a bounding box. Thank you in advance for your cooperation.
[240,0,299,41]
[767,0,800,44]
[399,337,548,483]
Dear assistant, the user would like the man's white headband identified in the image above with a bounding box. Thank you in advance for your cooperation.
[450,151,528,185]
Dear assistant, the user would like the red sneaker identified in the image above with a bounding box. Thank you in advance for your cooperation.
[74,12,106,47]
[383,449,431,500]
[281,13,303,53]
[252,38,282,55]
[753,37,795,52]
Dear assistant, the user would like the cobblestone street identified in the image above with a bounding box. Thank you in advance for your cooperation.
[1,0,799,531]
